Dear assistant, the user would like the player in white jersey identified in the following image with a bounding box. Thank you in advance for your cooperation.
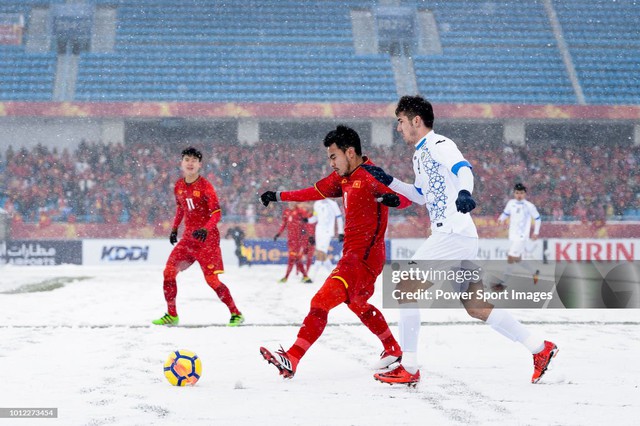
[498,183,542,285]
[373,95,558,386]
[307,198,344,279]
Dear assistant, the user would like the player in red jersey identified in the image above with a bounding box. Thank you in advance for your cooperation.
[152,147,244,327]
[301,206,316,279]
[274,204,312,283]
[259,125,411,379]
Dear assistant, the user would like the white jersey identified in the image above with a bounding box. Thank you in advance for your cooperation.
[499,199,541,241]
[308,199,343,237]
[409,131,477,237]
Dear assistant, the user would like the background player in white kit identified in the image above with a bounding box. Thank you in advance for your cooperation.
[498,183,542,286]
[373,95,558,386]
[307,198,345,280]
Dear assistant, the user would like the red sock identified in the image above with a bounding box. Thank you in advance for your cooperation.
[288,307,328,363]
[305,253,313,275]
[296,259,306,276]
[287,278,346,366]
[353,304,400,354]
[206,277,240,315]
[284,256,295,278]
[163,280,178,317]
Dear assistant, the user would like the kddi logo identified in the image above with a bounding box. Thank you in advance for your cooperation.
[101,245,150,261]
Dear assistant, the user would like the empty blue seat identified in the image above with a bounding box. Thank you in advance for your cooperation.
[2,0,637,104]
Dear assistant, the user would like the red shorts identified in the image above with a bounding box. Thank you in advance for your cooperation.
[165,236,224,277]
[287,240,303,253]
[327,251,380,305]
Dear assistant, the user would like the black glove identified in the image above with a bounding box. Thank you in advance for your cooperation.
[367,166,394,186]
[308,236,315,245]
[301,217,309,223]
[455,190,476,213]
[273,233,280,241]
[338,233,344,242]
[169,229,178,245]
[260,191,277,207]
[377,193,401,208]
[192,228,208,242]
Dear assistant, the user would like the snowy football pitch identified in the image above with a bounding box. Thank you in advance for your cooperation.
[1,264,638,425]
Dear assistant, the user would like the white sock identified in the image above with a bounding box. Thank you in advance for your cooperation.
[486,309,544,353]
[399,307,421,354]
[519,261,536,274]
[502,263,514,281]
[402,351,419,374]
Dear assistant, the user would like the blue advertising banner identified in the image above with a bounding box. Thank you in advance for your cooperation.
[240,239,391,265]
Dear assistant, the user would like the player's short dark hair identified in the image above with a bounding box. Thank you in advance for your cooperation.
[181,146,202,161]
[514,183,527,192]
[395,95,434,128]
[323,125,362,156]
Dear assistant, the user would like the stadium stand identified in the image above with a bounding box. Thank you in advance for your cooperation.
[0,1,638,226]
[1,0,638,103]
[0,46,56,101]
[0,1,59,101]
[553,0,640,105]
[1,140,638,226]
[413,0,576,104]
[75,0,397,102]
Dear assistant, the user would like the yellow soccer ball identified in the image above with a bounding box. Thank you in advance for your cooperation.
[163,349,202,386]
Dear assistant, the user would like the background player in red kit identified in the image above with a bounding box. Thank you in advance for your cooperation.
[152,147,244,327]
[259,125,410,379]
[274,203,312,283]
[301,205,316,279]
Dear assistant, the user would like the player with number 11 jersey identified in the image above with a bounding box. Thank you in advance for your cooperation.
[152,147,243,327]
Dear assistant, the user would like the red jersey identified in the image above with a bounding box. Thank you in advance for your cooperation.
[280,158,410,270]
[276,206,310,249]
[172,176,222,237]
[303,220,316,247]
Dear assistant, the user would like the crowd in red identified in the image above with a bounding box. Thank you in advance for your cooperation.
[1,139,638,227]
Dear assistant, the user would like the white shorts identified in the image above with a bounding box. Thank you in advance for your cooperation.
[508,240,526,258]
[411,231,478,261]
[411,232,479,292]
[315,232,332,253]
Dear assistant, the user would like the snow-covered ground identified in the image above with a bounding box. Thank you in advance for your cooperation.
[1,263,638,426]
